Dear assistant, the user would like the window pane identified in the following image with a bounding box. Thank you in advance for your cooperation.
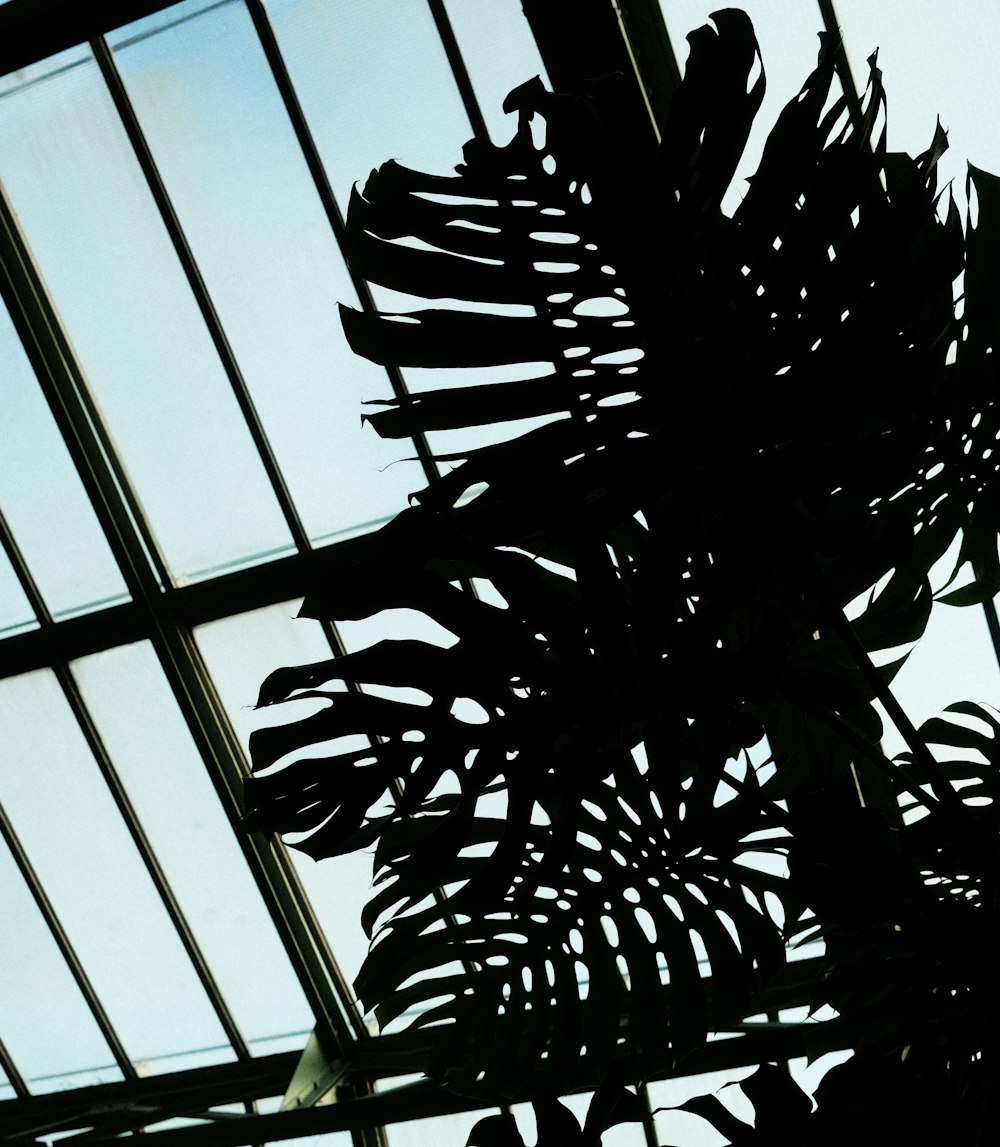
[0,670,235,1071]
[0,544,34,636]
[196,602,375,997]
[0,46,293,583]
[71,640,315,1053]
[264,0,472,206]
[877,599,1000,758]
[0,829,123,1094]
[110,0,423,546]
[0,295,128,619]
[442,0,549,142]
[835,0,1000,203]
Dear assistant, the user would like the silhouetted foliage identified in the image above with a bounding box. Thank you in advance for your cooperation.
[246,9,1000,1140]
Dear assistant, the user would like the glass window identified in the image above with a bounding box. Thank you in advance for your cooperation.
[0,45,294,584]
[71,639,316,1052]
[835,0,1000,203]
[0,294,129,619]
[0,830,124,1093]
[0,670,236,1074]
[110,0,425,546]
[264,0,473,206]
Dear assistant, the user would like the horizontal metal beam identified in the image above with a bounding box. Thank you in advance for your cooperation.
[4,958,839,1144]
[0,0,181,76]
[0,541,369,680]
[55,1015,852,1147]
[0,1051,301,1141]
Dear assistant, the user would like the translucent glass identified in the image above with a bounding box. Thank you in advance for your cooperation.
[386,1108,484,1147]
[661,1,831,214]
[510,1092,654,1147]
[877,598,1000,758]
[835,0,1000,205]
[0,46,293,583]
[71,639,314,1052]
[264,0,472,205]
[110,0,424,546]
[442,0,550,142]
[0,669,234,1071]
[0,828,123,1093]
[0,545,34,635]
[0,296,128,619]
[649,1067,756,1146]
[196,602,376,994]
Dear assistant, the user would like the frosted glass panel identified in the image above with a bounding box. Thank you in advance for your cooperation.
[111,0,423,545]
[0,46,293,583]
[0,296,128,619]
[0,829,123,1094]
[264,0,471,203]
[0,670,233,1071]
[72,640,315,1051]
[836,0,1000,204]
[442,0,550,142]
[197,602,375,994]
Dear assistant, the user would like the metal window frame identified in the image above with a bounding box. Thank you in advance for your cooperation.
[0,2,853,1145]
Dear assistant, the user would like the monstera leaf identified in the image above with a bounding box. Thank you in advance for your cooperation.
[246,11,1000,1098]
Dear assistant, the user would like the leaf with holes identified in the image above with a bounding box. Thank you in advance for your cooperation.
[245,10,999,1097]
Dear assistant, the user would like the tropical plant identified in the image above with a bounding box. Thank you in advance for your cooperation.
[245,9,1000,1140]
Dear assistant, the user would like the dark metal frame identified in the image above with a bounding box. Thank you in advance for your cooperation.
[0,1,863,1144]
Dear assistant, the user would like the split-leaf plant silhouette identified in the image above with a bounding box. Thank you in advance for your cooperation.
[246,9,1000,1142]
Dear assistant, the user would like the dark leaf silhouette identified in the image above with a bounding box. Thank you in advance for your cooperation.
[246,9,1000,1104]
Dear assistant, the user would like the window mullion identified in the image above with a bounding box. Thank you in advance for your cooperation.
[0,183,170,594]
[88,32,312,557]
[59,662,255,1062]
[242,0,439,489]
[0,800,138,1082]
[0,180,358,1059]
[0,1032,29,1101]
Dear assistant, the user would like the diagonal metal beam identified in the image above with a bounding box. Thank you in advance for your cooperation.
[0,172,359,1057]
[89,32,311,557]
[0,802,137,1082]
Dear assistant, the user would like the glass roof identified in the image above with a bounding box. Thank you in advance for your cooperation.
[1,2,999,1144]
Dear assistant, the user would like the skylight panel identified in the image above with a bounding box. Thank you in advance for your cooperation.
[109,0,427,549]
[72,639,317,1054]
[0,44,295,585]
[264,0,473,207]
[0,669,239,1081]
[441,0,550,145]
[835,0,1000,207]
[0,297,129,621]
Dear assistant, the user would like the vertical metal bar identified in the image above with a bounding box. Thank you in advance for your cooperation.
[637,1080,659,1147]
[155,620,365,1049]
[0,504,253,1060]
[0,506,40,631]
[0,801,138,1081]
[89,34,312,557]
[0,184,359,1055]
[61,664,255,1062]
[424,0,489,143]
[242,0,439,489]
[818,0,863,124]
[0,1032,29,1100]
[0,188,168,598]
